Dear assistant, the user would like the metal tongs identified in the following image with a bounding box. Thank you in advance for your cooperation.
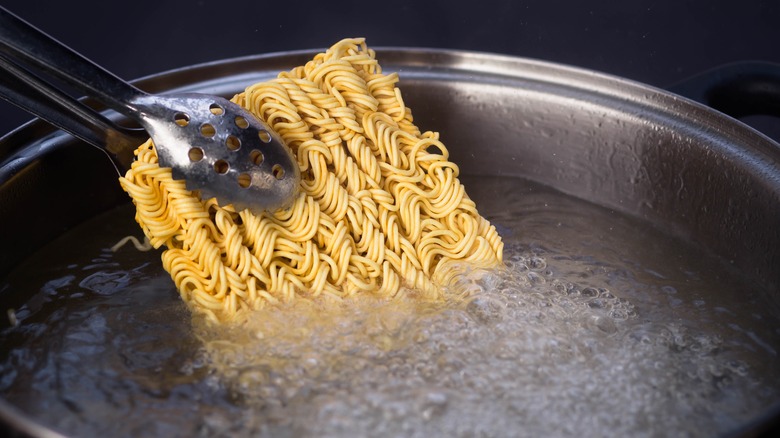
[0,6,299,213]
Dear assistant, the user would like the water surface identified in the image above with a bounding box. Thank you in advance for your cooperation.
[1,175,778,437]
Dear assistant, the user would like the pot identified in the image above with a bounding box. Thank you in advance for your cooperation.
[1,49,779,436]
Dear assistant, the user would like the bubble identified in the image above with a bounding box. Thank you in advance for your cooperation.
[419,390,448,420]
[581,287,599,297]
[466,296,506,323]
[592,316,617,335]
[527,271,546,285]
[528,256,547,271]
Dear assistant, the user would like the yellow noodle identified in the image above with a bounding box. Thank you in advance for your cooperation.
[110,235,152,252]
[118,38,503,323]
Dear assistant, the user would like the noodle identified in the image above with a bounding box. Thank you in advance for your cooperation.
[110,235,152,252]
[119,38,503,323]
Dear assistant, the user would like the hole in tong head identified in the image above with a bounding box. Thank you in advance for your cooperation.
[250,149,264,166]
[214,159,229,174]
[272,164,285,179]
[237,173,251,188]
[200,123,216,137]
[174,112,190,126]
[235,116,249,129]
[188,147,204,162]
[226,135,241,151]
[259,130,271,143]
[209,103,224,115]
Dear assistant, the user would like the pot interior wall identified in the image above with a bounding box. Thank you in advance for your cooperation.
[404,76,780,296]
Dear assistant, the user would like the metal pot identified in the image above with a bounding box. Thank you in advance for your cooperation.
[1,49,779,436]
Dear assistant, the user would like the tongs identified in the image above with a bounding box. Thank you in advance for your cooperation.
[0,6,299,213]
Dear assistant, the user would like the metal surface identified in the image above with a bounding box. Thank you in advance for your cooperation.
[1,48,779,436]
[0,6,299,213]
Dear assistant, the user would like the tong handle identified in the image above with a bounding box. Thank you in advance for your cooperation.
[0,6,147,115]
[0,55,144,172]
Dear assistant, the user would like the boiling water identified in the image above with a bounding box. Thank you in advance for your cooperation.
[1,176,779,438]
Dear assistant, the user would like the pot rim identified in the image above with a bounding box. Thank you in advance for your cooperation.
[3,45,779,153]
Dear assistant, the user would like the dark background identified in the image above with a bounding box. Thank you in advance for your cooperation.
[1,0,779,138]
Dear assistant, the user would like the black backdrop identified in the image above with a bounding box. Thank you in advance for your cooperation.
[1,0,779,138]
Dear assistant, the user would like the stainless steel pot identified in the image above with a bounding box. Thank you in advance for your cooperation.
[1,49,779,436]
